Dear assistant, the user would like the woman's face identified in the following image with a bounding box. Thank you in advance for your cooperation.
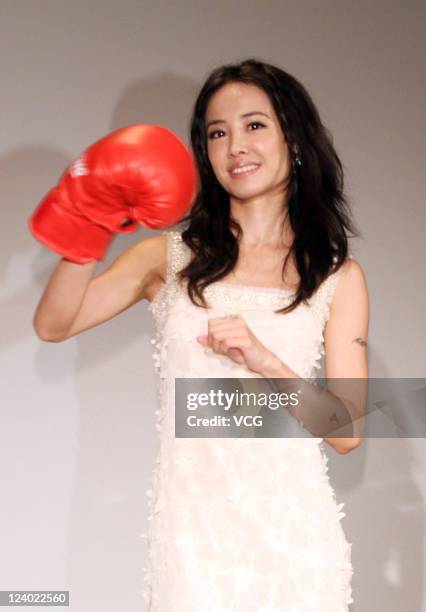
[205,82,291,202]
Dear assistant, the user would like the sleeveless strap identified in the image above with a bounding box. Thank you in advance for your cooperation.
[148,231,189,335]
[164,230,190,288]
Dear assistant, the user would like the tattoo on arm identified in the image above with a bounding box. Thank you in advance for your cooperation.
[353,337,367,347]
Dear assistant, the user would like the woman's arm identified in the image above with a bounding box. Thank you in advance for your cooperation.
[322,257,369,452]
[259,258,369,454]
[33,234,166,342]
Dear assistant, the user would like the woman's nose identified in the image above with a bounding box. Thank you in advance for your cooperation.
[227,132,249,157]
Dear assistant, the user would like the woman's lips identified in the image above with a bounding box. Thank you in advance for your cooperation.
[229,163,261,179]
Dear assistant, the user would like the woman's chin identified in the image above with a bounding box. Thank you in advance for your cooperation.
[228,186,267,201]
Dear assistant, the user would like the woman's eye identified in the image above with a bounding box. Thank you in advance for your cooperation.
[207,130,224,139]
[207,122,265,140]
[248,121,265,130]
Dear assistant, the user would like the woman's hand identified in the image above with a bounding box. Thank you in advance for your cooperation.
[196,314,280,375]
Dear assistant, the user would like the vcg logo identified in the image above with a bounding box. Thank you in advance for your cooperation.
[233,415,263,427]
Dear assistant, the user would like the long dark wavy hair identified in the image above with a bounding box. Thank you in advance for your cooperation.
[176,58,361,314]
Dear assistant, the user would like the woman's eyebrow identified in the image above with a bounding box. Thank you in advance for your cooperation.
[206,111,270,128]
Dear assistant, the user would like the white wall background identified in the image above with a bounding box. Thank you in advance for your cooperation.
[0,1,425,610]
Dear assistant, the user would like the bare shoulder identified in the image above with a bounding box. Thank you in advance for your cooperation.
[330,257,369,316]
[324,256,369,387]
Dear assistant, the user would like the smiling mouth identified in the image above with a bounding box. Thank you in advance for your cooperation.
[229,164,261,178]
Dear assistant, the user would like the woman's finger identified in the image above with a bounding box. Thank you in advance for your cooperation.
[216,336,250,354]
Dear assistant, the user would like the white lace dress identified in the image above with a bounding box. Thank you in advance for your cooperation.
[141,231,354,611]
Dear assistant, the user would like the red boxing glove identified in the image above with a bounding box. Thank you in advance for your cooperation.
[29,125,197,263]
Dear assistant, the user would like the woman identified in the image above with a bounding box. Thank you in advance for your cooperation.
[32,59,369,611]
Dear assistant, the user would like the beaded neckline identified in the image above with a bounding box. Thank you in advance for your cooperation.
[148,278,295,312]
[211,280,295,295]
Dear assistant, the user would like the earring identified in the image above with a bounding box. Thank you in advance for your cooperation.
[292,144,302,171]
